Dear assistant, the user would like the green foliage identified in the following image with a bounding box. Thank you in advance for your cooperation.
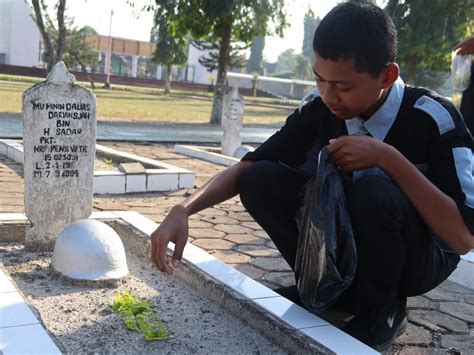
[34,0,98,74]
[276,48,297,74]
[29,0,67,72]
[294,54,313,80]
[302,9,319,59]
[63,26,99,72]
[78,25,99,35]
[110,290,171,341]
[104,158,113,167]
[152,1,188,67]
[385,0,474,85]
[151,0,287,123]
[193,39,245,72]
[246,36,265,74]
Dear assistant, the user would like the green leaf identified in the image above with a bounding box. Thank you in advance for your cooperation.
[110,290,171,341]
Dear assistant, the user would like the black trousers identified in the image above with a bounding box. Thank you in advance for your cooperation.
[237,161,460,313]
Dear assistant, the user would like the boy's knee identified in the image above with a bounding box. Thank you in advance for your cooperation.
[238,160,308,213]
[348,175,406,224]
[237,161,272,209]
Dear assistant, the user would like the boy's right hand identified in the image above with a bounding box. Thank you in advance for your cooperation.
[150,205,189,275]
[454,37,474,56]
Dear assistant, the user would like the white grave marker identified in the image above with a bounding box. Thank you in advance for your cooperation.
[22,62,96,250]
[222,87,244,157]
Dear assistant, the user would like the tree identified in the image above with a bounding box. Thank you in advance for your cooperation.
[30,0,67,73]
[276,48,297,75]
[151,1,188,94]
[301,9,319,60]
[385,0,474,85]
[62,26,99,88]
[246,36,265,74]
[192,38,246,73]
[294,54,313,80]
[153,0,287,124]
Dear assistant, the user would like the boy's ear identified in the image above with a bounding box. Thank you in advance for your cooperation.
[382,63,399,89]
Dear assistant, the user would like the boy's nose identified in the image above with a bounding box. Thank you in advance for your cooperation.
[322,86,339,106]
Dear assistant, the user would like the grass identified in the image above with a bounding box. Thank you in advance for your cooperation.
[0,74,294,124]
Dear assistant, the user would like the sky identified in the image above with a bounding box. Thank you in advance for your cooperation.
[59,0,340,63]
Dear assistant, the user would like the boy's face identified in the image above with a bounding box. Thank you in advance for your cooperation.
[313,53,391,119]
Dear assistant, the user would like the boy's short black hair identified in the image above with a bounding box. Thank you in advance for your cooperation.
[313,1,398,77]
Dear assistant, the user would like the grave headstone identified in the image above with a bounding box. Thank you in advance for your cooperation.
[222,87,244,157]
[22,62,96,250]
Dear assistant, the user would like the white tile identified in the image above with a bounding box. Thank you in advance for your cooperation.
[94,171,124,176]
[225,158,238,166]
[0,143,6,155]
[93,175,126,194]
[6,141,22,148]
[301,325,379,355]
[147,173,179,191]
[461,251,474,263]
[146,168,188,175]
[0,271,17,293]
[214,272,280,299]
[126,174,146,193]
[207,154,231,166]
[178,173,195,188]
[6,148,21,163]
[184,252,235,276]
[0,213,27,221]
[90,211,119,219]
[16,150,24,164]
[448,258,474,289]
[95,144,114,153]
[114,211,159,236]
[168,241,207,258]
[0,323,61,354]
[174,145,190,154]
[174,145,203,160]
[5,145,14,157]
[177,146,239,167]
[0,292,38,328]
[137,157,190,172]
[254,297,328,329]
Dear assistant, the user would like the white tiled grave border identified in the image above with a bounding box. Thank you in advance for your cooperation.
[0,140,195,194]
[0,211,379,355]
[175,144,240,167]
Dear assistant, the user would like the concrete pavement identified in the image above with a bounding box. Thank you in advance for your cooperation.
[0,114,280,143]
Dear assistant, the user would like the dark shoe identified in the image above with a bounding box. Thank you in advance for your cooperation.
[343,299,407,352]
[274,285,305,307]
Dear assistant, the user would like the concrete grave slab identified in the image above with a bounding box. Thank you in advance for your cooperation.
[0,212,378,354]
[0,140,195,194]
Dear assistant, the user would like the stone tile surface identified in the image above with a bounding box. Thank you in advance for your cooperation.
[409,309,469,333]
[1,142,473,354]
[396,323,432,345]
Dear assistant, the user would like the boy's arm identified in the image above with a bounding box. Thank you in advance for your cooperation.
[150,101,320,275]
[328,135,474,255]
[150,160,253,275]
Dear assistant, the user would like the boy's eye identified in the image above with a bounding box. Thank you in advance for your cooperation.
[338,86,352,92]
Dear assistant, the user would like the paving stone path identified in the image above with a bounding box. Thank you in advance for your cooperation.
[1,142,473,354]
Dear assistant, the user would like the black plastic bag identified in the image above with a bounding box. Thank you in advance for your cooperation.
[294,147,357,315]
